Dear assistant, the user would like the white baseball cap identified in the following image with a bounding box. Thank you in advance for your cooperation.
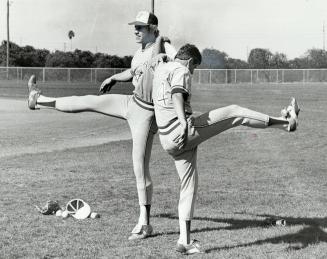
[66,199,91,219]
[128,11,158,26]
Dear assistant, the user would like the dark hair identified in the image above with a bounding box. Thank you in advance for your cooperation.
[147,24,160,37]
[175,44,202,65]
[147,12,159,37]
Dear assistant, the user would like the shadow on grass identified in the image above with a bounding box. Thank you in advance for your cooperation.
[152,212,327,252]
[253,213,327,228]
[207,225,327,253]
[150,212,268,238]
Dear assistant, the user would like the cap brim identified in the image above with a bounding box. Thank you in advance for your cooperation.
[128,21,149,26]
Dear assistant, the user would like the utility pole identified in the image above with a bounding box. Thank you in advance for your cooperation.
[323,21,325,51]
[151,0,154,13]
[7,0,10,75]
[246,46,249,61]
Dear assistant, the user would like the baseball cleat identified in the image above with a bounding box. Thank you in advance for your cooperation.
[176,240,204,255]
[286,97,300,132]
[27,75,41,110]
[280,98,300,132]
[289,97,300,116]
[128,224,153,240]
[281,97,300,118]
[280,107,288,119]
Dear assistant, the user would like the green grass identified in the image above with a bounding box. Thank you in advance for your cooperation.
[0,82,326,258]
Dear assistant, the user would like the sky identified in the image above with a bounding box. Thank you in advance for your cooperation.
[0,0,326,61]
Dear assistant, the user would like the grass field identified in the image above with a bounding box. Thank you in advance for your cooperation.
[0,80,326,258]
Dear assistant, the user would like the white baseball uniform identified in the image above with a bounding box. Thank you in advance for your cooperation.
[38,41,176,206]
[152,61,276,220]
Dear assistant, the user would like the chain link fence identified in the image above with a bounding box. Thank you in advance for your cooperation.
[1,67,327,84]
[0,67,126,83]
[193,69,327,84]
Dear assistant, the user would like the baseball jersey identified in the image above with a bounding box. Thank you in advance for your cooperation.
[131,42,177,104]
[152,61,193,128]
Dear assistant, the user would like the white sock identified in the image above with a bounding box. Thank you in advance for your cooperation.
[178,220,191,245]
[138,205,150,225]
[37,95,57,108]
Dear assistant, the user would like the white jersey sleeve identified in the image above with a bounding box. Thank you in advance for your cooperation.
[164,42,177,59]
[170,66,191,96]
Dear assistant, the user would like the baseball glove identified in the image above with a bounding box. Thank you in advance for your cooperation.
[98,78,117,95]
[35,200,61,215]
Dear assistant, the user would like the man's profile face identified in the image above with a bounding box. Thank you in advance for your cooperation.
[134,25,152,44]
[188,59,198,74]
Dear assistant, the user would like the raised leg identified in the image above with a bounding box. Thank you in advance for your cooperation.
[27,75,130,119]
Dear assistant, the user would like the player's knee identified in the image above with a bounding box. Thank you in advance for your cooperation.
[229,104,247,118]
[83,95,100,110]
[228,104,241,113]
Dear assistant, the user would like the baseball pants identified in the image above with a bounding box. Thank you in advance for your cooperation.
[158,104,270,220]
[55,94,157,205]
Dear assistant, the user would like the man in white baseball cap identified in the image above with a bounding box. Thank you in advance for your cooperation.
[128,10,158,26]
[27,10,176,241]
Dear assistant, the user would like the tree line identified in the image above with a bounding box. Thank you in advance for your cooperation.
[200,48,327,69]
[1,40,327,69]
[0,41,132,68]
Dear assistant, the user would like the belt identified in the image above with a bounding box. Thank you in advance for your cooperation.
[158,113,193,135]
[158,118,180,135]
[132,95,154,111]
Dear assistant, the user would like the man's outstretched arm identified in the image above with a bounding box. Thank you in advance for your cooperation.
[99,69,133,94]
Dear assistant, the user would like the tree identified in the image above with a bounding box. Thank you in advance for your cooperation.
[0,40,17,66]
[0,41,50,67]
[199,48,227,69]
[92,53,107,67]
[34,49,51,66]
[92,53,126,68]
[248,48,272,68]
[270,52,289,69]
[107,55,125,68]
[0,40,131,68]
[122,55,133,68]
[226,58,249,69]
[16,46,50,67]
[288,57,308,69]
[305,48,327,68]
[45,50,76,67]
[68,30,75,51]
[73,49,94,67]
[0,41,14,65]
[288,49,327,68]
